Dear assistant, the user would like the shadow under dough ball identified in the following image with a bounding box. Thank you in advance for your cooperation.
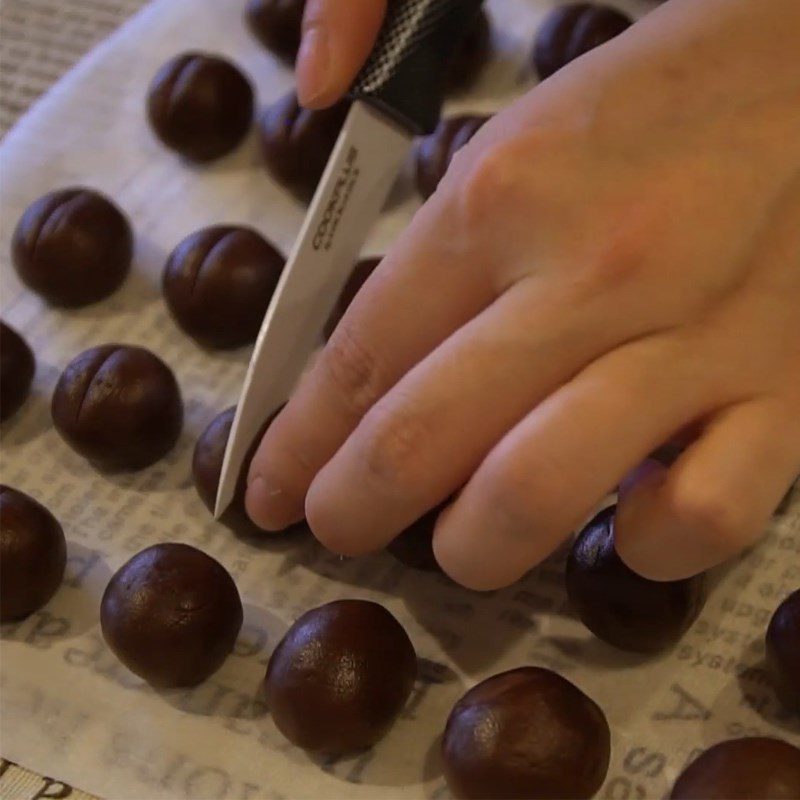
[566,505,706,653]
[192,405,305,538]
[0,322,35,422]
[669,737,800,800]
[766,589,800,713]
[245,0,304,64]
[415,114,491,200]
[147,52,254,163]
[163,226,284,349]
[532,3,633,81]
[259,91,350,202]
[0,486,66,622]
[265,599,417,753]
[101,543,243,687]
[51,345,182,472]
[442,667,610,800]
[12,188,132,307]
[322,256,382,341]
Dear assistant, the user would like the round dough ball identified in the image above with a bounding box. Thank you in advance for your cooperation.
[0,486,67,622]
[147,53,254,162]
[0,321,35,422]
[245,0,304,64]
[101,543,243,687]
[532,3,632,81]
[387,503,446,573]
[566,506,706,653]
[163,226,284,349]
[51,345,183,471]
[415,115,490,200]
[258,91,350,202]
[12,188,132,307]
[442,667,610,800]
[265,599,417,753]
[669,737,800,800]
[766,589,800,713]
[322,257,382,341]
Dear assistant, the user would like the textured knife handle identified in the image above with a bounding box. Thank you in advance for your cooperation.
[350,0,485,135]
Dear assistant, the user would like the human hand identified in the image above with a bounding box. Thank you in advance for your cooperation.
[248,0,800,589]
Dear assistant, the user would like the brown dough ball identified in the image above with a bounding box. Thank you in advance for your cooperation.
[0,321,35,422]
[147,52,254,162]
[101,543,243,687]
[265,599,417,753]
[387,503,448,573]
[0,486,67,622]
[669,737,800,800]
[415,114,491,199]
[566,505,706,653]
[51,345,183,472]
[258,91,350,202]
[245,0,304,64]
[12,188,132,307]
[192,405,305,538]
[532,3,632,81]
[442,667,610,800]
[766,589,800,713]
[322,256,382,341]
[163,225,284,349]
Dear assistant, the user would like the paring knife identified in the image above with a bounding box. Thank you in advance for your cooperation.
[215,0,484,518]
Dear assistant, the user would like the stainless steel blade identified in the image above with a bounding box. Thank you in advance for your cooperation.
[214,101,412,518]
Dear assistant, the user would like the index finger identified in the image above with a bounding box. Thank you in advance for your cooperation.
[244,192,499,531]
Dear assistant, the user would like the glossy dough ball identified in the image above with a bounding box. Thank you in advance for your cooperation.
[766,589,800,712]
[12,188,132,307]
[323,257,381,341]
[0,322,35,422]
[259,91,350,202]
[163,226,284,349]
[669,737,800,800]
[51,345,183,471]
[532,3,632,80]
[442,667,611,800]
[245,0,304,64]
[0,486,67,622]
[101,543,243,687]
[415,115,490,199]
[566,506,706,653]
[147,53,254,162]
[265,599,417,753]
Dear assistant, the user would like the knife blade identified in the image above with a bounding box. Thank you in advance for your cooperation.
[215,0,484,519]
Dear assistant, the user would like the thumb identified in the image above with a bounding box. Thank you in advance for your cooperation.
[298,0,388,109]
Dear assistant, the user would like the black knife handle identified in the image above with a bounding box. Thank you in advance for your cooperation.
[350,0,485,135]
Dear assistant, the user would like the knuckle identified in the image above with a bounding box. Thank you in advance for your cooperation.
[322,323,384,419]
[480,449,569,540]
[357,403,431,490]
[453,142,523,229]
[671,486,752,552]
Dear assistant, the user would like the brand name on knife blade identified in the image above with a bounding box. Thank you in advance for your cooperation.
[313,146,360,251]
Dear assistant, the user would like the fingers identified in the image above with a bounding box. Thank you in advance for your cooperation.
[431,332,719,590]
[297,0,387,108]
[615,397,800,581]
[304,278,641,556]
[245,197,498,531]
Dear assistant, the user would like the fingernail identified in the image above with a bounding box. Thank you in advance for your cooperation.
[296,26,331,106]
[245,474,304,532]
